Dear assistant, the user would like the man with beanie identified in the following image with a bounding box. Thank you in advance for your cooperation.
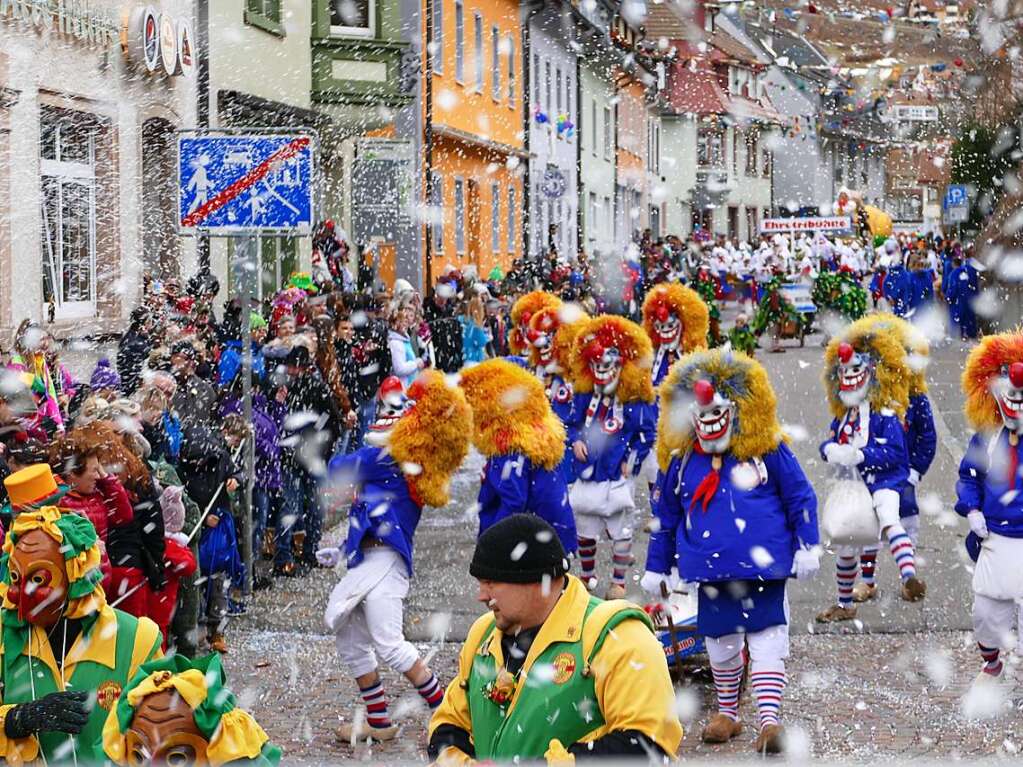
[428,514,682,763]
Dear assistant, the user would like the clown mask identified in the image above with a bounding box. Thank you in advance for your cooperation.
[991,362,1023,433]
[527,315,559,370]
[837,342,872,409]
[691,379,735,454]
[8,529,68,627]
[126,689,208,767]
[366,376,409,446]
[651,305,682,349]
[589,346,622,397]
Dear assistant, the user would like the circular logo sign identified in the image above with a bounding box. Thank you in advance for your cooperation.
[141,7,160,72]
[551,652,577,685]
[96,680,123,711]
[159,14,178,75]
[177,18,195,77]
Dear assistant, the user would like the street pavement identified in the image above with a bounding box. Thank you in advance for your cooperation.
[218,306,1023,762]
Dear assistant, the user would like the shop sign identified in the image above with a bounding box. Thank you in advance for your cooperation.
[123,5,193,77]
[158,12,175,75]
[0,0,119,47]
[176,17,194,77]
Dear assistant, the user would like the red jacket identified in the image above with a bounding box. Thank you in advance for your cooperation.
[149,535,198,648]
[60,475,135,582]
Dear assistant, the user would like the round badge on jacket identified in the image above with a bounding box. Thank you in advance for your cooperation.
[551,652,577,684]
[97,680,124,711]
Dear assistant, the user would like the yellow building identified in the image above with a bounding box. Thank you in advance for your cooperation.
[425,0,525,280]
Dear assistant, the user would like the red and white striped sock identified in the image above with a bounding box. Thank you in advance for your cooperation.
[886,525,916,581]
[578,537,597,583]
[359,681,392,728]
[979,643,1003,676]
[611,538,633,587]
[710,656,744,721]
[416,673,444,709]
[750,661,786,729]
[859,546,879,586]
[836,554,859,607]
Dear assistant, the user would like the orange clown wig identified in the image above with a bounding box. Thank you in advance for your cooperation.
[570,315,655,403]
[641,283,709,353]
[509,291,561,355]
[962,330,1023,432]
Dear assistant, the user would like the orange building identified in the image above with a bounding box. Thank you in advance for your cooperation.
[424,0,525,280]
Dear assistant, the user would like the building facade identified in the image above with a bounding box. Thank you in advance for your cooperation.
[578,55,617,259]
[0,1,197,337]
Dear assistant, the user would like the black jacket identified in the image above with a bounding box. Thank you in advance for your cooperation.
[117,329,152,397]
[424,300,463,373]
[282,369,341,474]
[339,320,390,405]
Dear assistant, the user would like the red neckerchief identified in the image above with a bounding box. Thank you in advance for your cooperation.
[689,443,723,514]
[838,408,860,445]
[1008,432,1020,488]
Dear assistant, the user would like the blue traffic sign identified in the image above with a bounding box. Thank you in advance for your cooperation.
[943,184,967,210]
[178,134,315,233]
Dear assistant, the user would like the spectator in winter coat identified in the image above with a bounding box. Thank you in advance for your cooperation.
[89,358,122,401]
[147,485,198,651]
[8,320,64,434]
[118,306,153,396]
[170,340,217,429]
[387,299,425,389]
[336,295,390,449]
[217,312,268,388]
[424,288,464,372]
[458,296,490,365]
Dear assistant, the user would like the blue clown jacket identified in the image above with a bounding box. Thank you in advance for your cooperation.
[820,408,909,493]
[566,393,656,483]
[900,393,937,517]
[956,429,1023,538]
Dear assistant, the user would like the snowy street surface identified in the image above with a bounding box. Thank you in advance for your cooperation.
[219,321,1023,762]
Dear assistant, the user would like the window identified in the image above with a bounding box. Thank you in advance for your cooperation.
[544,61,551,114]
[507,186,516,252]
[430,172,444,252]
[40,108,100,318]
[566,73,572,119]
[556,67,562,113]
[745,133,758,176]
[648,120,660,174]
[491,26,500,100]
[454,177,466,253]
[697,128,724,167]
[258,236,297,302]
[731,130,738,175]
[432,0,443,73]
[591,100,597,156]
[835,156,844,184]
[330,0,373,37]
[532,53,540,105]
[455,1,464,82]
[745,207,757,239]
[762,147,771,178]
[603,196,612,240]
[507,37,515,107]
[589,192,598,238]
[474,12,483,92]
[491,183,501,253]
[246,0,281,31]
[603,107,612,161]
[727,206,739,240]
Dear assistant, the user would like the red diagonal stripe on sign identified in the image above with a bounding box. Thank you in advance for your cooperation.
[182,136,311,228]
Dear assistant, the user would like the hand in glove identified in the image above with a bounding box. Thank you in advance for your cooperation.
[824,443,861,467]
[640,571,672,597]
[792,547,821,580]
[4,691,89,739]
[315,547,344,568]
[433,746,477,767]
[545,739,576,767]
[967,510,989,540]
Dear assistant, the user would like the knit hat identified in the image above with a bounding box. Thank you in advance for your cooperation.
[469,514,569,584]
[250,311,267,331]
[90,358,121,392]
[103,654,281,767]
[160,486,186,534]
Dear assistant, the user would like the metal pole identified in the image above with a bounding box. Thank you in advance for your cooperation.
[234,235,256,595]
[196,0,211,271]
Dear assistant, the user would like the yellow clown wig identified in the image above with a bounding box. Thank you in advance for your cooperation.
[526,304,591,372]
[962,330,1023,432]
[458,359,565,470]
[641,283,710,353]
[656,349,783,471]
[850,313,930,397]
[570,315,655,404]
[389,369,473,508]
[822,322,912,420]
[509,291,562,355]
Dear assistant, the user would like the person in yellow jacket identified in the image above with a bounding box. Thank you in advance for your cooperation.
[428,514,682,763]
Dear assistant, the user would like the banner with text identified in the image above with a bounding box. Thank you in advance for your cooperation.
[760,216,852,234]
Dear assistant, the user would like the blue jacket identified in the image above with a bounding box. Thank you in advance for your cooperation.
[217,340,266,387]
[956,430,1023,538]
[328,446,422,575]
[900,393,937,517]
[947,262,979,338]
[883,266,912,317]
[908,268,935,313]
[566,393,656,482]
[820,408,909,492]
[477,454,577,554]
[652,348,682,387]
[458,316,490,364]
[543,373,576,483]
[646,444,819,581]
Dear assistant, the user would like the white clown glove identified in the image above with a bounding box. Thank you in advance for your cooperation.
[640,571,673,597]
[967,510,989,540]
[315,547,344,568]
[824,443,858,466]
[792,547,821,580]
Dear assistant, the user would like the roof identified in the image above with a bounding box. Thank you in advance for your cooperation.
[665,58,730,115]
[708,30,764,66]
[643,1,696,40]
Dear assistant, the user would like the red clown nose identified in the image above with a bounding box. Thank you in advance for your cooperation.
[1010,362,1023,389]
[838,342,854,364]
[694,379,715,407]
[526,326,541,343]
[655,305,670,322]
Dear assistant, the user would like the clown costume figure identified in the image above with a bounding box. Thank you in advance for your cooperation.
[316,371,472,743]
[508,290,561,357]
[643,349,820,754]
[848,315,936,603]
[816,325,926,624]
[957,332,1023,690]
[566,315,656,599]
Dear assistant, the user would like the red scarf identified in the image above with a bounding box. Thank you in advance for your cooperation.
[689,444,723,514]
[1008,433,1020,488]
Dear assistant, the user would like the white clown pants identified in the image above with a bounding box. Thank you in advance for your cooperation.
[706,624,791,667]
[328,547,420,678]
[973,594,1023,653]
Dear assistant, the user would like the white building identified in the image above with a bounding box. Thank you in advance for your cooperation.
[578,55,617,259]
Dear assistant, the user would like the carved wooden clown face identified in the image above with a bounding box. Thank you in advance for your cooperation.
[527,312,559,369]
[837,342,872,409]
[651,304,682,348]
[8,529,68,627]
[991,362,1023,433]
[126,689,208,767]
[691,379,735,454]
[366,376,410,446]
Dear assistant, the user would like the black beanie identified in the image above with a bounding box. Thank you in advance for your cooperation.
[469,514,569,584]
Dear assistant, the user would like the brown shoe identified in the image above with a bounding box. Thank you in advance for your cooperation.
[901,575,926,602]
[336,721,399,743]
[815,604,857,623]
[754,723,784,754]
[604,583,627,600]
[208,634,228,654]
[852,582,878,603]
[701,713,742,744]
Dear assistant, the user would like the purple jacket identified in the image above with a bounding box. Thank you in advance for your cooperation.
[221,394,285,491]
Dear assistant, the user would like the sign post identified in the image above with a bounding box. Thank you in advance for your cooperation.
[943,184,969,228]
[178,129,317,594]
